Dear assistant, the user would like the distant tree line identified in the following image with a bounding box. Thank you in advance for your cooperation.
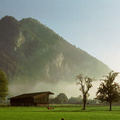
[50,93,98,105]
[50,93,81,104]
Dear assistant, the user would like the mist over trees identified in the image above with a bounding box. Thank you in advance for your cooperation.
[1,16,119,111]
[49,71,120,112]
[0,16,110,96]
[68,95,82,104]
[0,16,119,111]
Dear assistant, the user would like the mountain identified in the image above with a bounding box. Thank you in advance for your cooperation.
[0,16,110,96]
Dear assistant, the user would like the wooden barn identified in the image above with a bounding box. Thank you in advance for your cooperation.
[9,91,54,106]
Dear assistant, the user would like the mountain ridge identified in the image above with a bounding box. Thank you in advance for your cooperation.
[0,16,110,96]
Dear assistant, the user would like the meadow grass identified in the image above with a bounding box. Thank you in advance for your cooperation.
[0,106,120,120]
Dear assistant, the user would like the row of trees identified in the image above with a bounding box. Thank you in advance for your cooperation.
[50,93,84,104]
[76,71,120,111]
[50,93,97,105]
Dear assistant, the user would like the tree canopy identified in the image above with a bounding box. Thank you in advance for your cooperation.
[51,93,68,104]
[96,71,120,111]
[0,69,8,101]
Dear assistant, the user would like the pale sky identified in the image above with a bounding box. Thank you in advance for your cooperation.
[1,0,120,72]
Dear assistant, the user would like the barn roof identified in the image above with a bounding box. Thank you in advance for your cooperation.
[9,91,54,99]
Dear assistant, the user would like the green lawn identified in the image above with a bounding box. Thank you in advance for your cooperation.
[0,106,120,120]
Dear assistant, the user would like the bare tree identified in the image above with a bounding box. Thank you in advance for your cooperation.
[76,74,93,110]
[96,71,120,111]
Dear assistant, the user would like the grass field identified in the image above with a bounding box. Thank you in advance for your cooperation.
[0,106,120,120]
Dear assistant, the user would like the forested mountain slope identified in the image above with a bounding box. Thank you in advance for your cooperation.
[0,16,110,95]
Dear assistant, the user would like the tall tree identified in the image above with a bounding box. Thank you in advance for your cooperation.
[76,74,93,110]
[96,71,120,111]
[0,69,8,101]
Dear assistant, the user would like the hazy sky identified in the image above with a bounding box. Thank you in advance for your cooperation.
[1,0,120,71]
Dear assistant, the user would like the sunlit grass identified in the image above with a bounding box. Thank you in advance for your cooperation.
[0,106,120,120]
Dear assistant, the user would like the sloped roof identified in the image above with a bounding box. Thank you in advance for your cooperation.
[9,91,54,99]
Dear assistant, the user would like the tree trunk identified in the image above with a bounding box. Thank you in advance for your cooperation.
[82,100,86,110]
[109,102,112,111]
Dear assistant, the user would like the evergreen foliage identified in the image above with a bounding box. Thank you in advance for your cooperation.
[0,69,8,101]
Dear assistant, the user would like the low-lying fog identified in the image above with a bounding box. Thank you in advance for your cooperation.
[9,75,120,99]
[9,80,101,99]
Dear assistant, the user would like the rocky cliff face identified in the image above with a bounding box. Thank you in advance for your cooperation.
[0,16,110,96]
